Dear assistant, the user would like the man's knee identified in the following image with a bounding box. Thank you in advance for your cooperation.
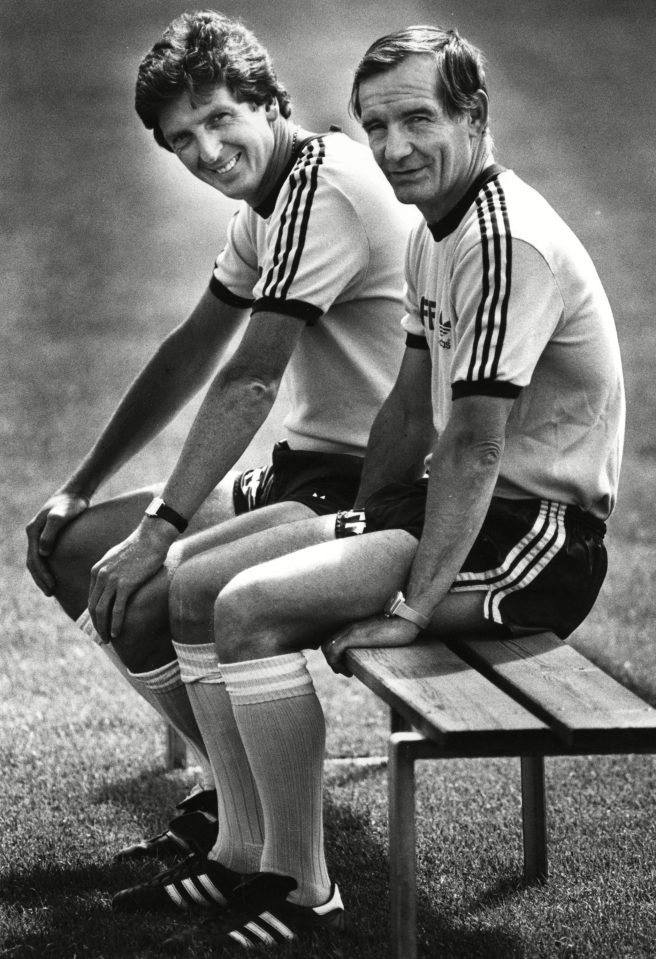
[49,490,159,616]
[169,560,217,642]
[214,574,285,662]
[111,576,171,673]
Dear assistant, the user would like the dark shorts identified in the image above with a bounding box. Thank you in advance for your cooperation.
[233,441,363,517]
[335,479,608,639]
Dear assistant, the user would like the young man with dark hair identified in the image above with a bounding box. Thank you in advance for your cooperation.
[111,24,624,951]
[25,9,413,861]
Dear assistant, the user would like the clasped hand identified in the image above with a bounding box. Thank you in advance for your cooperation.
[88,521,175,642]
[322,615,420,676]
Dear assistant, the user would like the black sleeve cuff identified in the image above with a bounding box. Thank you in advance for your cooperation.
[452,379,522,400]
[405,332,429,350]
[209,275,254,309]
[251,296,323,325]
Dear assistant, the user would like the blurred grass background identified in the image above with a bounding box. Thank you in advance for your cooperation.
[2,0,656,956]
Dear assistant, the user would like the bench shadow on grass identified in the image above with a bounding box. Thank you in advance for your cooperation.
[323,765,527,959]
[1,764,527,959]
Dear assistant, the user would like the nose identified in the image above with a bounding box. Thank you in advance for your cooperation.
[197,129,222,166]
[384,125,412,164]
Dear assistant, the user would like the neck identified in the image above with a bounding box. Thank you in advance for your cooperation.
[248,118,301,210]
[419,146,495,224]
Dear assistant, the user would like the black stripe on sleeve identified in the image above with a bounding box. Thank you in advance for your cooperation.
[452,379,521,400]
[262,145,311,299]
[209,275,253,309]
[466,178,511,385]
[251,296,323,324]
[279,142,324,297]
[406,332,429,350]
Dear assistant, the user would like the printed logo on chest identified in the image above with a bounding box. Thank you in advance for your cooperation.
[420,296,451,349]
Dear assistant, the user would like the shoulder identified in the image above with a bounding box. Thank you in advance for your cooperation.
[445,171,570,269]
[294,132,406,216]
[481,171,581,255]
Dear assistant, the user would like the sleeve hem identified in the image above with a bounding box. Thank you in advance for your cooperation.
[251,296,323,325]
[209,275,254,309]
[452,380,522,400]
[405,332,429,350]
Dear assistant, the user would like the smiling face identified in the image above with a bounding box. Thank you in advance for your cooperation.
[158,84,277,204]
[358,54,489,222]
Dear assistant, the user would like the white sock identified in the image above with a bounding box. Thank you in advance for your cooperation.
[175,640,264,873]
[76,609,209,764]
[222,652,330,906]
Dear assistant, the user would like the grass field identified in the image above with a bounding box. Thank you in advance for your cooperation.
[2,0,656,956]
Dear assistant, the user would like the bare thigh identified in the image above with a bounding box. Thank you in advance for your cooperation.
[214,529,420,657]
[169,512,338,641]
[50,471,315,620]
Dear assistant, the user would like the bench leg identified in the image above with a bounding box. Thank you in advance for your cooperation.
[165,724,188,770]
[390,706,412,734]
[520,755,548,881]
[389,733,418,959]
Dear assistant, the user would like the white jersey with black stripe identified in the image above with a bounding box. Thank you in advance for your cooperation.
[211,131,417,457]
[402,166,625,520]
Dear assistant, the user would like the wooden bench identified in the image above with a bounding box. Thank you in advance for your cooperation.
[345,631,656,959]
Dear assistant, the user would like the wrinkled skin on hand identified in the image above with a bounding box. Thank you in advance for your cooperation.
[322,615,420,676]
[88,520,176,641]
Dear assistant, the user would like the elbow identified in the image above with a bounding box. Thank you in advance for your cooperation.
[217,362,280,412]
[476,438,504,470]
[452,428,505,472]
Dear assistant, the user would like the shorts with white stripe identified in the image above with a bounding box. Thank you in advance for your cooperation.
[335,481,607,639]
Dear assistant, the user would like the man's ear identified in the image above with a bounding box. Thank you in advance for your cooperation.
[468,90,489,136]
[265,98,280,121]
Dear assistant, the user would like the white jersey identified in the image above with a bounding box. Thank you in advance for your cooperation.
[402,165,625,520]
[212,131,416,457]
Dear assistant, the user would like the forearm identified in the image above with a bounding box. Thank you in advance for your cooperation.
[64,338,208,497]
[404,428,503,620]
[61,294,242,500]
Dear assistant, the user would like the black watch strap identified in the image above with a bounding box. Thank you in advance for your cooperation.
[145,496,188,534]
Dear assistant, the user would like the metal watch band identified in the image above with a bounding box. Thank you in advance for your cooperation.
[384,592,430,630]
[145,497,188,534]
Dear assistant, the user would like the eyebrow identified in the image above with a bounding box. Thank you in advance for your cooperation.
[362,101,438,123]
[162,104,236,143]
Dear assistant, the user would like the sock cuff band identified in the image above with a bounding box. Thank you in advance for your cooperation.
[221,652,313,705]
[173,640,223,685]
[75,609,104,646]
[129,659,182,692]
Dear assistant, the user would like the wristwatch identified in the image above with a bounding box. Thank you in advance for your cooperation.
[144,496,188,534]
[383,591,430,630]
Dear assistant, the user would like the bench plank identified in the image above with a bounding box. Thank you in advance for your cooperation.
[450,632,656,750]
[346,641,554,753]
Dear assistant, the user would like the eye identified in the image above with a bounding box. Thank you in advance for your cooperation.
[363,121,385,138]
[208,111,230,128]
[170,131,192,151]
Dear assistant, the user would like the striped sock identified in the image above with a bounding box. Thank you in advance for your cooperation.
[128,660,210,763]
[174,641,264,873]
[76,610,208,761]
[222,652,331,907]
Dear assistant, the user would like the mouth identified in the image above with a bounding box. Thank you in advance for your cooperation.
[387,166,425,180]
[208,152,241,176]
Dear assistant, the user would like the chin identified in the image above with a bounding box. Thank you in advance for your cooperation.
[391,186,420,205]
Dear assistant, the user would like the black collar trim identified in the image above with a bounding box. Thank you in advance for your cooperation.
[427,163,507,240]
[254,132,330,219]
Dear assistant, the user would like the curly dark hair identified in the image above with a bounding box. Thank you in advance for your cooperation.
[135,9,292,151]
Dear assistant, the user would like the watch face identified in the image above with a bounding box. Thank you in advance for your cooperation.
[145,497,163,517]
